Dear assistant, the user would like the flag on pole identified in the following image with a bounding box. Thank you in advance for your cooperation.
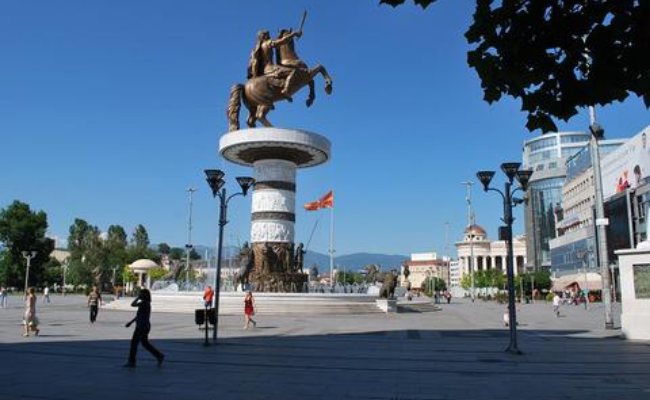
[303,190,334,211]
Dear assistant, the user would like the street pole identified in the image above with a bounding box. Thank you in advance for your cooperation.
[213,188,227,342]
[62,258,68,297]
[462,182,476,302]
[477,163,532,355]
[503,180,520,353]
[588,107,614,328]
[204,170,254,344]
[186,187,197,285]
[22,251,37,300]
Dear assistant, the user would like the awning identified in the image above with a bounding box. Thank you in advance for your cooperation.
[551,272,603,291]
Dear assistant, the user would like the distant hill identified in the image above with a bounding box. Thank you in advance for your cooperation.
[304,250,408,272]
[176,244,408,272]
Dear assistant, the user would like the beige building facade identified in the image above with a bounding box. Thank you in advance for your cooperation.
[455,225,527,277]
[399,252,450,290]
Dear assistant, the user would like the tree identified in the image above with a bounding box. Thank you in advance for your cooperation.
[148,267,167,282]
[0,201,55,287]
[104,225,128,281]
[460,273,472,290]
[335,269,364,285]
[131,224,150,249]
[41,257,63,287]
[127,224,158,263]
[189,248,202,260]
[157,243,171,255]
[66,219,105,287]
[169,247,185,260]
[382,0,650,132]
[421,276,446,296]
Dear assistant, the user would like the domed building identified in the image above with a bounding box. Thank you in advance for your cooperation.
[129,259,159,289]
[455,224,527,279]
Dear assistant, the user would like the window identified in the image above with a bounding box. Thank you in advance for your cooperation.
[561,134,589,144]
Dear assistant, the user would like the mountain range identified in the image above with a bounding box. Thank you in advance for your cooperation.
[192,245,407,272]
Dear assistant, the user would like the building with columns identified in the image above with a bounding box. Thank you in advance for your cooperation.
[455,224,527,277]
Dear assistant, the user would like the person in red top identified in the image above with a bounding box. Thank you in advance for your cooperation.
[203,286,214,309]
[243,291,257,330]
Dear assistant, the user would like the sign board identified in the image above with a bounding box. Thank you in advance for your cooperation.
[633,264,650,299]
[601,126,650,200]
[596,218,609,226]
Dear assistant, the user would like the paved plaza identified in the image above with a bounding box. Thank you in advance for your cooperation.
[0,295,648,400]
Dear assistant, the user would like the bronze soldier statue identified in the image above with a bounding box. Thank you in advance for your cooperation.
[294,243,306,272]
[248,29,303,101]
[227,12,333,131]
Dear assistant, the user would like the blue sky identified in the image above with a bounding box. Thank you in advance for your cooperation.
[1,1,648,258]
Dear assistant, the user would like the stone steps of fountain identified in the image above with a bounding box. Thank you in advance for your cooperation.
[105,293,385,316]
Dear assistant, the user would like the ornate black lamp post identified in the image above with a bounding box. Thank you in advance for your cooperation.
[205,169,254,343]
[476,163,533,354]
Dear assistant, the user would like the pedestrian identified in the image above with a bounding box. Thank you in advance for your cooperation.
[124,289,164,368]
[23,287,39,337]
[203,285,214,309]
[444,290,452,304]
[43,286,50,303]
[87,286,103,323]
[243,291,257,329]
[553,292,561,317]
[0,286,7,309]
[503,307,510,327]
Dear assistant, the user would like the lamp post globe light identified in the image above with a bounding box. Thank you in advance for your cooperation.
[204,169,254,343]
[22,251,37,300]
[476,163,533,355]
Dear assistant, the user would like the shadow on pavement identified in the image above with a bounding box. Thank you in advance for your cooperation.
[0,327,648,400]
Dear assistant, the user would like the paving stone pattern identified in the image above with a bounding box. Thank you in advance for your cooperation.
[0,295,648,400]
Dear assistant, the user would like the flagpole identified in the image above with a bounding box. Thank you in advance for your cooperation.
[330,205,335,287]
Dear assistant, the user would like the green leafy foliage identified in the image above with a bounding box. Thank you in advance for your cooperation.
[421,276,446,296]
[460,269,505,290]
[190,248,202,260]
[383,0,650,132]
[157,243,171,255]
[169,247,185,260]
[0,201,55,287]
[147,267,168,282]
[515,269,552,296]
[335,269,365,285]
[122,265,137,284]
[380,0,437,9]
[131,224,150,250]
[67,219,161,288]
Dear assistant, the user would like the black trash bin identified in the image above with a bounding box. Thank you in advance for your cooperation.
[195,309,206,325]
[207,308,216,325]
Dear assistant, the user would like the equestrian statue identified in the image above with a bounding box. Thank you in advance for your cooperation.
[227,12,333,132]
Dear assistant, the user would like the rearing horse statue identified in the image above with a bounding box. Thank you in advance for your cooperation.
[227,27,333,132]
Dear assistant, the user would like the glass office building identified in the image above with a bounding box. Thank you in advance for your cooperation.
[523,131,628,271]
[522,132,591,269]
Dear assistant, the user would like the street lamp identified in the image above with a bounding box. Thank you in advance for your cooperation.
[205,169,254,343]
[462,182,476,302]
[22,251,37,300]
[477,162,533,355]
[62,258,69,297]
[588,111,614,328]
[185,187,197,285]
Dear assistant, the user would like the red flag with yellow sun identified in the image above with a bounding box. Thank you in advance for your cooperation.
[304,190,334,211]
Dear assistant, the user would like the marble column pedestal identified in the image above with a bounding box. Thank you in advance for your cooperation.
[220,128,331,292]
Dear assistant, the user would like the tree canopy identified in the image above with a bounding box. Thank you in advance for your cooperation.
[381,0,650,132]
[0,201,55,287]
